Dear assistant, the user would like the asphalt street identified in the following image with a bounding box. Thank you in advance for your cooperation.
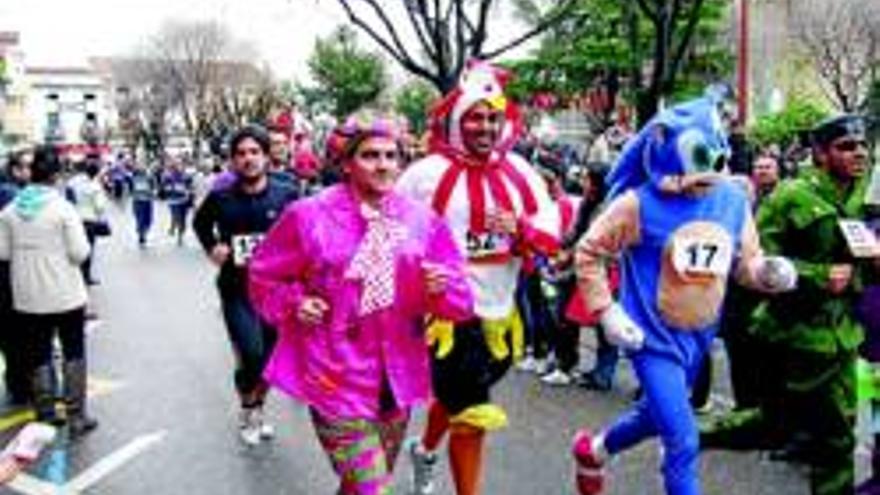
[0,201,814,494]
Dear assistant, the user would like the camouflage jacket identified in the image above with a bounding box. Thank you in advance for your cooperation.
[752,167,868,354]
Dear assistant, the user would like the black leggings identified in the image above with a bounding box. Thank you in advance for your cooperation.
[219,291,277,397]
[18,308,86,369]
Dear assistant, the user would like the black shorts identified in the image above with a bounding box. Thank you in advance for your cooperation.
[431,318,512,415]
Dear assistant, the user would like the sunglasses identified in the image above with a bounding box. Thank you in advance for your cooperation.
[832,139,867,152]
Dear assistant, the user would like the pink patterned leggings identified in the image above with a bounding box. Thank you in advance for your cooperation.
[310,408,410,495]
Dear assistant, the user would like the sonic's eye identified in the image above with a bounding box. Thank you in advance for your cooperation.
[692,144,712,170]
[676,129,713,173]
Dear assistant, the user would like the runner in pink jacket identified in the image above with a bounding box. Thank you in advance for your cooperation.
[248,109,473,495]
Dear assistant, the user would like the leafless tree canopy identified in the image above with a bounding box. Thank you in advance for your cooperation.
[791,0,880,111]
[334,0,578,93]
[110,20,282,159]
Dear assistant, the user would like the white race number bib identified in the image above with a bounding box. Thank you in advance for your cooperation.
[839,219,880,258]
[671,230,733,278]
[231,233,265,267]
[466,230,512,260]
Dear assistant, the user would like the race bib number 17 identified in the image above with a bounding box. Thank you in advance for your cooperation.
[671,235,732,278]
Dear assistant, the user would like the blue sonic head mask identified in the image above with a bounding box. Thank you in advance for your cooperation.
[606,95,731,199]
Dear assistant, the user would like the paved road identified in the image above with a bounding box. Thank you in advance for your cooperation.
[0,201,813,494]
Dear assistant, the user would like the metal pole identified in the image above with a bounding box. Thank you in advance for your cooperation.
[737,0,749,123]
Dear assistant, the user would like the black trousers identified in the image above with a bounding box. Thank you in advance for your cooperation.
[17,308,87,369]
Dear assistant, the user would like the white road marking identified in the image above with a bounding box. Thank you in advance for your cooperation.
[66,431,166,492]
[5,431,166,495]
[6,472,59,495]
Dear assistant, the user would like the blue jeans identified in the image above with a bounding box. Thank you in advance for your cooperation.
[132,200,153,243]
[590,328,620,384]
[168,202,190,239]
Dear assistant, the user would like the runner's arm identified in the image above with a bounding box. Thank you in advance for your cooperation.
[574,191,641,314]
[192,192,221,253]
[248,205,310,328]
[424,214,474,321]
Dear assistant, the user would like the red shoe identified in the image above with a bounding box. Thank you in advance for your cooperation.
[572,429,605,494]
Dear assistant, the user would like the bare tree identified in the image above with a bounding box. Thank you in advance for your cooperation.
[145,21,231,159]
[792,0,880,111]
[93,56,176,160]
[207,63,284,138]
[332,0,578,93]
[104,21,279,161]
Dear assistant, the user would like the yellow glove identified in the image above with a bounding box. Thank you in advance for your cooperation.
[426,319,455,359]
[482,309,525,362]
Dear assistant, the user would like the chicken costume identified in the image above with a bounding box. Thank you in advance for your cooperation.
[396,61,559,495]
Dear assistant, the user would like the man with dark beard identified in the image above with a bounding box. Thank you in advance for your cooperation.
[193,125,299,446]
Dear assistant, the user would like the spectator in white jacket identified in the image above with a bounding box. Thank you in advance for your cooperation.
[0,145,99,436]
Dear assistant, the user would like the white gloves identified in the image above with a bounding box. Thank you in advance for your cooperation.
[599,303,645,351]
[756,256,798,293]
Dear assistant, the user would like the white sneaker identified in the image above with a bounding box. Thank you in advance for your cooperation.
[515,355,539,372]
[533,357,552,375]
[541,369,573,386]
[252,406,275,440]
[238,409,262,447]
[406,437,437,495]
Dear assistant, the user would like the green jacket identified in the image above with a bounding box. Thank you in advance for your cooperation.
[752,167,867,354]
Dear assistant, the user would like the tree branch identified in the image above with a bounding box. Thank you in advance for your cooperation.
[482,0,578,59]
[362,0,419,64]
[453,0,467,77]
[335,0,438,85]
[668,0,706,87]
[471,0,493,56]
[404,0,438,60]
[636,0,659,22]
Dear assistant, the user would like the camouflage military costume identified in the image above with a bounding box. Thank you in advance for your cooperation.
[753,165,868,495]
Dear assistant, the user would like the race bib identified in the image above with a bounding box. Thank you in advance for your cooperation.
[865,165,880,206]
[670,227,733,279]
[132,180,150,194]
[839,219,880,258]
[466,230,512,260]
[231,233,265,266]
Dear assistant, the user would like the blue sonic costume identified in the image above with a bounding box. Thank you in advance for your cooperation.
[569,96,797,495]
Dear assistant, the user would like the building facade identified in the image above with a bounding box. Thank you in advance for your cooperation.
[0,31,31,155]
[25,65,114,156]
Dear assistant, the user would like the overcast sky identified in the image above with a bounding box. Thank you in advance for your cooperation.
[2,0,348,79]
[2,0,531,82]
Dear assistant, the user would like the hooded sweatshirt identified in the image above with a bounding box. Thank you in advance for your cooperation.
[0,185,90,314]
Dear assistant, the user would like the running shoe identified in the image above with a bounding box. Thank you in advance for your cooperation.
[405,437,437,495]
[515,355,539,372]
[239,408,262,447]
[572,429,605,494]
[541,369,573,386]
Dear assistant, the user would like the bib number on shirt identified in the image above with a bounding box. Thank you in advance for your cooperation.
[133,181,150,194]
[671,234,732,278]
[466,230,512,260]
[231,234,265,267]
[839,219,880,258]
